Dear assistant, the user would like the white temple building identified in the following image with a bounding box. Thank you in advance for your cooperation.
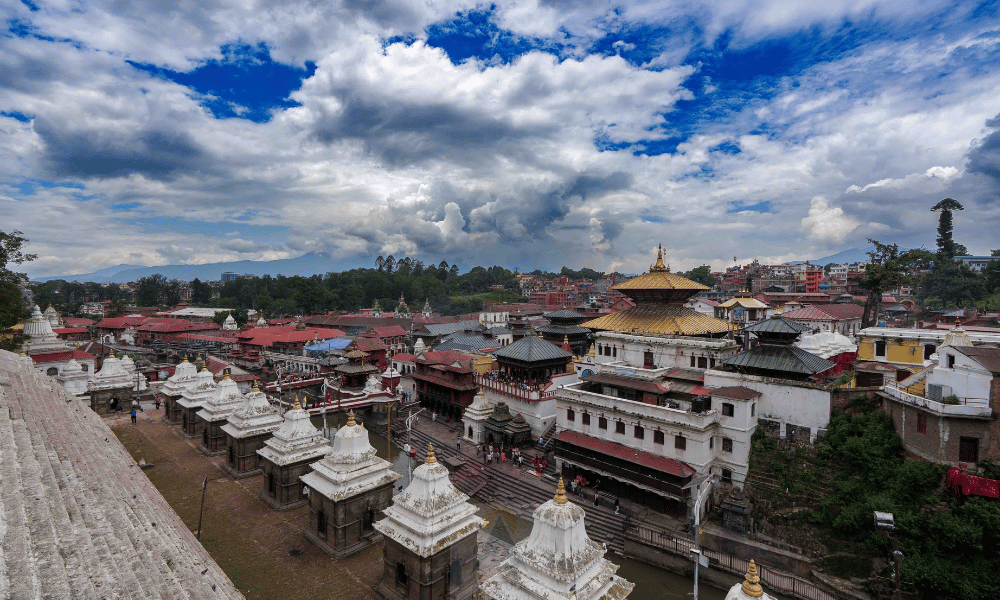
[725,560,776,600]
[222,312,238,331]
[481,478,634,600]
[58,357,90,396]
[256,396,332,510]
[86,352,138,414]
[160,355,200,424]
[220,381,283,478]
[119,353,147,391]
[22,305,72,355]
[43,304,63,328]
[176,367,218,437]
[462,391,493,445]
[198,373,247,454]
[301,410,401,557]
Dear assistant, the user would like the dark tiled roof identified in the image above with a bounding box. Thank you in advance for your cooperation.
[745,316,812,335]
[543,308,585,320]
[421,320,483,336]
[486,326,512,335]
[955,346,1000,374]
[535,324,593,335]
[710,386,762,400]
[723,344,834,375]
[436,336,499,352]
[493,335,573,363]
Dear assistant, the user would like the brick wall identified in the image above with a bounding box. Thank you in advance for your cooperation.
[881,394,993,465]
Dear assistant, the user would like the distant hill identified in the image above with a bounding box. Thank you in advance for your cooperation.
[790,247,873,266]
[34,252,355,283]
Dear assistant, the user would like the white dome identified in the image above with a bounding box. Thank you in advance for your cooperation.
[63,358,83,373]
[794,331,857,359]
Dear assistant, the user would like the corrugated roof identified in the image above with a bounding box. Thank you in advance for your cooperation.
[555,430,696,478]
[613,271,709,292]
[781,304,864,322]
[543,308,585,320]
[723,344,834,375]
[745,316,812,335]
[582,304,735,336]
[718,297,769,309]
[535,324,593,335]
[494,335,573,363]
[955,346,1000,374]
[486,326,512,335]
[436,336,499,352]
[422,320,483,336]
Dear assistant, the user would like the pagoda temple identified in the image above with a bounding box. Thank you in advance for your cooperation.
[176,367,217,438]
[723,316,834,381]
[86,352,136,415]
[538,308,591,356]
[582,245,734,337]
[257,396,331,510]
[197,372,246,455]
[160,356,199,424]
[374,444,485,600]
[300,410,400,558]
[220,381,282,478]
[481,478,634,600]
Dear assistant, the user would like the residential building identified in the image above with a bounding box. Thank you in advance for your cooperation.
[412,350,478,419]
[780,303,864,336]
[957,255,1000,272]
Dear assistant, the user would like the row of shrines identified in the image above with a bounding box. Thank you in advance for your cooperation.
[153,352,776,600]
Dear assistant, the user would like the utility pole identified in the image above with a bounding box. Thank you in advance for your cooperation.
[196,477,208,540]
[691,477,716,600]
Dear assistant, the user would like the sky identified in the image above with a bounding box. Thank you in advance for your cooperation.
[3,0,1000,279]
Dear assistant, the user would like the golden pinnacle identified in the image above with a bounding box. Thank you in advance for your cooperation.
[554,477,568,504]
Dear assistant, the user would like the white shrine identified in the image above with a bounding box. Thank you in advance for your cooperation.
[119,353,147,391]
[58,357,90,396]
[222,312,238,331]
[725,560,776,600]
[161,356,200,424]
[43,304,63,328]
[22,305,71,355]
[374,443,485,600]
[86,352,137,415]
[481,478,634,600]
[462,391,493,445]
[177,367,218,437]
[220,381,283,478]
[301,410,401,557]
[256,396,331,510]
[198,373,247,454]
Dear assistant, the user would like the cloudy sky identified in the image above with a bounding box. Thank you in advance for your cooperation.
[3,0,1000,278]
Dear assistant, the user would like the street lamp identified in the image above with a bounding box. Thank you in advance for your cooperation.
[874,511,904,600]
[404,408,425,485]
[689,475,718,600]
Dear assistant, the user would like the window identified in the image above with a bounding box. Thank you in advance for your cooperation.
[616,421,626,435]
[582,412,590,425]
[317,510,327,534]
[612,346,617,358]
[675,435,686,450]
[81,364,89,372]
[710,436,714,449]
[654,430,664,444]
[567,409,575,422]
[947,354,956,369]
[751,403,755,417]
[634,425,644,439]
[722,403,735,417]
[959,437,980,463]
[722,468,732,483]
[917,413,927,434]
[875,340,887,357]
[690,356,696,367]
[599,417,608,429]
[697,357,708,369]
[46,367,58,376]
[644,351,654,369]
[722,437,733,452]
[710,358,716,368]
[396,562,408,586]
[924,344,936,360]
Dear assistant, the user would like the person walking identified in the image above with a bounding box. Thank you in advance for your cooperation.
[130,407,137,425]
[501,450,506,464]
[614,496,620,514]
[570,479,578,496]
[457,437,461,451]
[154,397,161,410]
[593,492,599,507]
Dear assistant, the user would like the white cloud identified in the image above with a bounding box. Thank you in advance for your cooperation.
[801,196,859,242]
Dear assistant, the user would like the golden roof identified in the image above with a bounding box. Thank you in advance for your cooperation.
[345,349,369,359]
[582,304,736,336]
[718,297,768,309]
[613,245,709,293]
[426,442,437,464]
[347,409,356,426]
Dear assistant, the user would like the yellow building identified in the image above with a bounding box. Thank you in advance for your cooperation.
[856,326,1000,384]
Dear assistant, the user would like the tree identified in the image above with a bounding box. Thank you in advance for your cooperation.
[931,198,964,259]
[860,240,933,328]
[0,229,35,351]
[384,255,395,273]
[190,278,213,304]
[375,255,385,272]
[686,265,716,287]
[0,230,37,284]
[919,260,986,308]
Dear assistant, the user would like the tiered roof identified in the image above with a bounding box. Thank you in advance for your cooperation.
[494,335,573,363]
[197,374,246,424]
[300,411,400,501]
[256,398,330,466]
[221,382,282,440]
[373,444,484,557]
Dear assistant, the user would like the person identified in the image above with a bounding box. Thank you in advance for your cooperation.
[501,451,506,464]
[602,542,608,552]
[594,492,599,507]
[432,412,436,422]
[154,397,161,410]
[570,479,578,495]
[538,436,544,446]
[614,496,620,514]
[130,407,137,425]
[456,437,461,450]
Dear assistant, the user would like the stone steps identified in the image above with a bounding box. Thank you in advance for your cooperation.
[0,352,244,599]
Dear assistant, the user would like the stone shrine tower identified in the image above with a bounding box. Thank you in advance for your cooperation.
[86,352,136,415]
[22,305,71,355]
[197,373,246,455]
[300,410,400,558]
[462,391,492,445]
[257,396,331,510]
[160,356,199,424]
[58,357,89,396]
[482,478,634,600]
[374,443,485,600]
[177,367,217,437]
[220,381,282,478]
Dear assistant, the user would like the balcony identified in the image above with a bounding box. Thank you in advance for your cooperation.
[880,383,992,417]
[556,383,719,429]
[476,374,554,401]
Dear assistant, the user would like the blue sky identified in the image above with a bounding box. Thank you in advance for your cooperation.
[2,0,1000,278]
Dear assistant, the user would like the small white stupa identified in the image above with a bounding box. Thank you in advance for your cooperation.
[198,373,247,454]
[58,357,90,396]
[942,320,973,349]
[257,396,332,510]
[22,305,70,355]
[481,477,634,600]
[724,560,777,600]
[794,331,857,359]
[412,337,427,357]
[118,353,147,391]
[177,367,218,436]
[221,381,282,478]
[87,352,134,391]
[256,315,267,328]
[422,298,432,318]
[161,355,199,397]
[462,390,493,444]
[43,304,63,328]
[301,410,401,557]
[222,311,238,331]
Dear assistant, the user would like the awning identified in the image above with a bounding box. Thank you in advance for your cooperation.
[555,430,696,478]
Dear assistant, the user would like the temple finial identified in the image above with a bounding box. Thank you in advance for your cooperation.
[426,442,437,463]
[554,477,568,504]
[347,409,356,426]
[651,244,668,272]
[293,395,301,410]
[741,559,764,598]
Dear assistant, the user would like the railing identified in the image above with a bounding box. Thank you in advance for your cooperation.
[881,383,991,417]
[624,523,842,600]
[476,374,554,401]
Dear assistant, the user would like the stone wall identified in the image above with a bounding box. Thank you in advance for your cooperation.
[378,532,479,600]
[306,482,394,558]
[880,393,994,465]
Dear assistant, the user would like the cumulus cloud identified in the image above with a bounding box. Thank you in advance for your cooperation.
[801,197,859,242]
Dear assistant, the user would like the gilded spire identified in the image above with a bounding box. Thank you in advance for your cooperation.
[252,380,260,391]
[741,560,764,598]
[293,395,301,410]
[426,442,437,463]
[651,243,668,272]
[553,477,568,504]
[347,409,356,426]
[182,354,189,362]
[587,343,596,358]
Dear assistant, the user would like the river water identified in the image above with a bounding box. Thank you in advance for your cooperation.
[318,417,733,600]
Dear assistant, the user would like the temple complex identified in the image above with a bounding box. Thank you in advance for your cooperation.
[198,372,246,455]
[257,396,331,510]
[220,381,283,478]
[482,478,634,600]
[300,410,400,558]
[86,352,136,415]
[160,355,199,424]
[177,367,218,437]
[374,444,485,600]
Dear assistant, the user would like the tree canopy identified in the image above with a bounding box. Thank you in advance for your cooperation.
[0,230,34,351]
[860,240,933,328]
[931,197,964,259]
[686,265,716,287]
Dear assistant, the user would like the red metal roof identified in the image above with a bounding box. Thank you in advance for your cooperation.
[415,350,475,371]
[555,430,696,478]
[94,317,148,329]
[780,304,864,322]
[53,327,89,335]
[352,337,387,352]
[29,350,95,363]
[62,317,94,326]
[367,325,408,338]
[710,386,762,400]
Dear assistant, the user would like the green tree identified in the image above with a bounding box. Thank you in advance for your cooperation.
[136,274,169,306]
[0,229,35,351]
[919,260,986,308]
[686,265,716,287]
[190,278,213,304]
[0,230,37,284]
[860,240,933,328]
[931,198,964,259]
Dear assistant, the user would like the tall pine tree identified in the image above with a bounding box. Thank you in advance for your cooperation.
[931,198,964,259]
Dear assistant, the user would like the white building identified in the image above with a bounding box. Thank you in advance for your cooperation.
[481,478,634,600]
[57,357,90,396]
